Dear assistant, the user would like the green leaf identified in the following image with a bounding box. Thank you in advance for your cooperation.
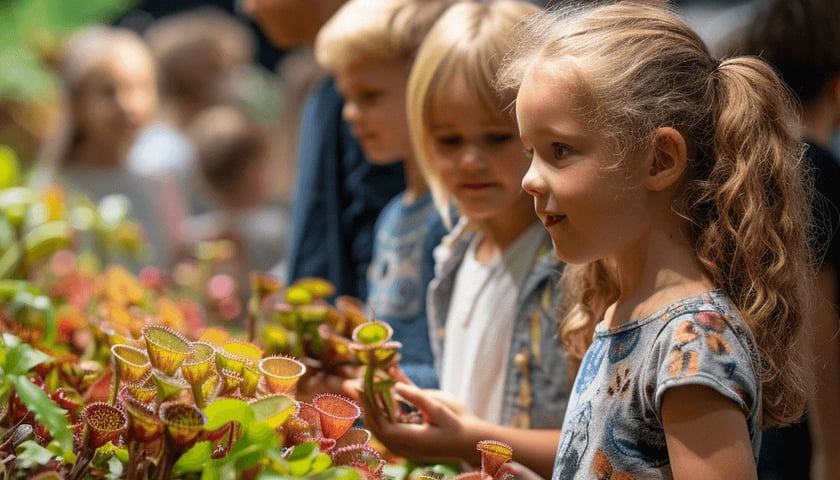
[0,145,20,190]
[226,421,278,469]
[0,280,34,298]
[201,463,235,480]
[15,440,55,469]
[306,467,364,480]
[8,375,72,452]
[287,442,318,461]
[203,398,255,431]
[288,443,321,477]
[3,337,53,375]
[289,456,315,478]
[0,47,58,102]
[174,441,213,473]
[249,394,297,429]
[308,453,332,474]
[97,441,129,463]
[50,0,137,33]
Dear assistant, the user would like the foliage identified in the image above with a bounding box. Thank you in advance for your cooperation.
[0,0,136,103]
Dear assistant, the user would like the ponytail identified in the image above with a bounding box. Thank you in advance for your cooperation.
[690,57,814,425]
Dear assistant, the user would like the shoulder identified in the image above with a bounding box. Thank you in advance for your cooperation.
[644,292,760,418]
[375,195,406,226]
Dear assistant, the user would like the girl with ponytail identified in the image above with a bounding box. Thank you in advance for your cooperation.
[497,1,815,477]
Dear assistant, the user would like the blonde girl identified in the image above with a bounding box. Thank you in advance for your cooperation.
[362,2,569,477]
[499,2,814,478]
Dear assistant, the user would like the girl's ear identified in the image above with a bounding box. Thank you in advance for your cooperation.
[645,127,688,192]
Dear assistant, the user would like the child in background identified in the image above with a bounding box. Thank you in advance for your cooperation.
[128,6,257,216]
[242,0,406,301]
[34,25,174,270]
[362,2,568,477]
[313,0,459,389]
[181,105,289,311]
[733,0,840,477]
[499,2,814,477]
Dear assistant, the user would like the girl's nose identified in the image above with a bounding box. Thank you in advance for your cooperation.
[521,161,543,197]
[120,85,155,123]
[458,145,485,169]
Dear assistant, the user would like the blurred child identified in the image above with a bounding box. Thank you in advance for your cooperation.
[35,25,175,270]
[499,2,815,477]
[242,0,407,301]
[734,0,840,477]
[128,6,258,216]
[314,0,459,389]
[361,2,568,477]
[181,105,289,305]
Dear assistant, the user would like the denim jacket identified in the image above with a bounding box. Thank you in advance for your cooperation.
[426,219,569,428]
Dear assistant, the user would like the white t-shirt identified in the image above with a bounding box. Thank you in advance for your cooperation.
[439,224,545,423]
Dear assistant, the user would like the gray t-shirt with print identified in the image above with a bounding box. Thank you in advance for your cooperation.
[552,290,761,479]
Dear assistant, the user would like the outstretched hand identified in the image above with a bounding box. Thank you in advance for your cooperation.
[361,382,481,465]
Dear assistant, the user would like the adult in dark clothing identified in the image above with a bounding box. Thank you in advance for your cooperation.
[241,0,405,300]
[732,0,840,478]
[287,77,404,299]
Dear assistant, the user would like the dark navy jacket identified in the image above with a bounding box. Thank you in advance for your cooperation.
[285,77,405,300]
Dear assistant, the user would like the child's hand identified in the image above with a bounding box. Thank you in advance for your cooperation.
[385,364,415,386]
[361,382,479,463]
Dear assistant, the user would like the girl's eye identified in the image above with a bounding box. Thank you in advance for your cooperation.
[359,90,379,102]
[346,90,379,105]
[552,142,570,159]
[486,133,514,144]
[434,135,462,147]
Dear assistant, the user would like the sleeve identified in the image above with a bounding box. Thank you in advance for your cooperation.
[646,309,760,421]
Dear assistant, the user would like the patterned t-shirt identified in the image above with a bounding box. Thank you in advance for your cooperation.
[367,193,446,389]
[552,291,761,479]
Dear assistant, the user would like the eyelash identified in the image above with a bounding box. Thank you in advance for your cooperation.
[552,143,570,159]
[435,136,461,147]
[522,143,569,161]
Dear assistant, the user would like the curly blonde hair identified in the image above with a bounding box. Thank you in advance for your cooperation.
[497,1,816,426]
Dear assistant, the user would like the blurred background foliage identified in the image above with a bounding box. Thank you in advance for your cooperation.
[0,0,136,101]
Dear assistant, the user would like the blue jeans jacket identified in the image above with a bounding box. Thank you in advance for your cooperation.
[426,219,570,428]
